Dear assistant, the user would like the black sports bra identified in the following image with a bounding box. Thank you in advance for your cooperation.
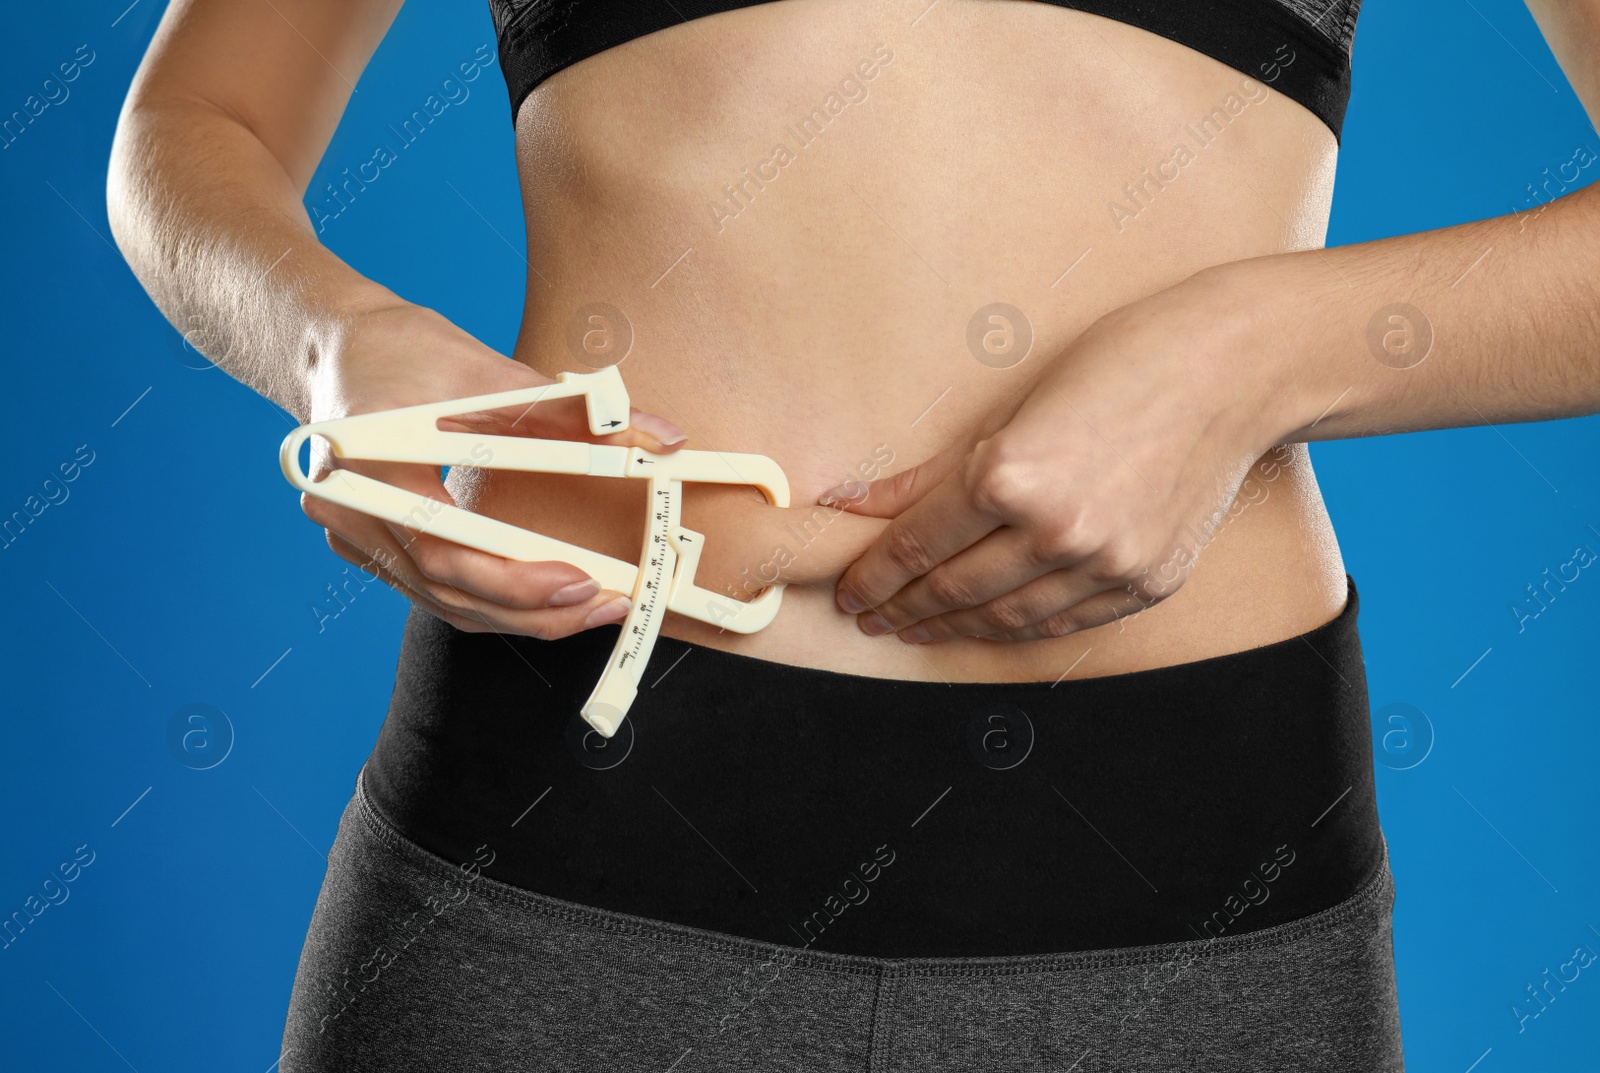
[488,0,1362,141]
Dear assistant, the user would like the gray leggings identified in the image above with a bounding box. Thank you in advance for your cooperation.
[279,770,1405,1071]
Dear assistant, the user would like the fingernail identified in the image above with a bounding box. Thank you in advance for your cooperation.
[631,412,688,446]
[860,612,894,636]
[549,579,599,606]
[837,589,867,614]
[901,624,932,644]
[584,596,632,627]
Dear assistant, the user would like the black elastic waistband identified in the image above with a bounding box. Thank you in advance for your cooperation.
[364,574,1385,958]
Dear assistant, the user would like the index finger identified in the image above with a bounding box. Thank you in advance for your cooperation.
[386,519,611,610]
[834,462,1000,615]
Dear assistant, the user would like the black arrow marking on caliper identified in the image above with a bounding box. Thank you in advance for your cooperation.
[604,420,623,428]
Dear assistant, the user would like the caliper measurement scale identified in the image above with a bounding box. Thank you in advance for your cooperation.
[586,476,678,731]
[279,365,789,740]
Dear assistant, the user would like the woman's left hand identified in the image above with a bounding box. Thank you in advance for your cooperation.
[824,265,1298,643]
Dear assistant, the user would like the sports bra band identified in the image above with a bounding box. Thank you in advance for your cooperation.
[488,0,1362,141]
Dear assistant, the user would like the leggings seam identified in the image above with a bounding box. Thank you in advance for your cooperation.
[350,766,1393,980]
[867,974,897,1073]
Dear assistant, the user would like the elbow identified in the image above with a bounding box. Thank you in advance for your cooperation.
[104,102,145,266]
[104,97,188,277]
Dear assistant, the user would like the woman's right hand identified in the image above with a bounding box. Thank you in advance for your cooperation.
[299,300,690,639]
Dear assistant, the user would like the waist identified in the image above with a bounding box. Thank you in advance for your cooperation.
[362,572,1385,958]
[449,438,1348,681]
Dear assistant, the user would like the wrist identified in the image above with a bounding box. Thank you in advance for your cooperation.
[1180,256,1328,449]
[330,278,412,320]
[304,279,418,380]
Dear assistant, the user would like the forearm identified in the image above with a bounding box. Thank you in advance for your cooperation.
[1217,179,1600,444]
[107,97,402,422]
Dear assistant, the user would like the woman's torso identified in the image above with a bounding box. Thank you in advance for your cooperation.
[453,0,1351,681]
[350,0,1389,971]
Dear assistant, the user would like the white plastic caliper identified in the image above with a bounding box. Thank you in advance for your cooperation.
[279,365,789,738]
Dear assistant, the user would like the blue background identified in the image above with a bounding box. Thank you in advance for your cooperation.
[2,0,1597,1069]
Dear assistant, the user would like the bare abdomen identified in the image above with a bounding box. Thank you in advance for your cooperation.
[450,0,1350,682]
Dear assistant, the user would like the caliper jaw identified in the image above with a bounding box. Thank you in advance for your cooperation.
[278,365,790,740]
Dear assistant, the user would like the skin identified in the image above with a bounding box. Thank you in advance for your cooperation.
[108,0,1600,685]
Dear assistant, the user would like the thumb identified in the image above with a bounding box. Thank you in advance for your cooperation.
[816,436,973,519]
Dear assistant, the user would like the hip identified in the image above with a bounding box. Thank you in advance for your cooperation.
[282,773,1403,1072]
[361,572,1384,958]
